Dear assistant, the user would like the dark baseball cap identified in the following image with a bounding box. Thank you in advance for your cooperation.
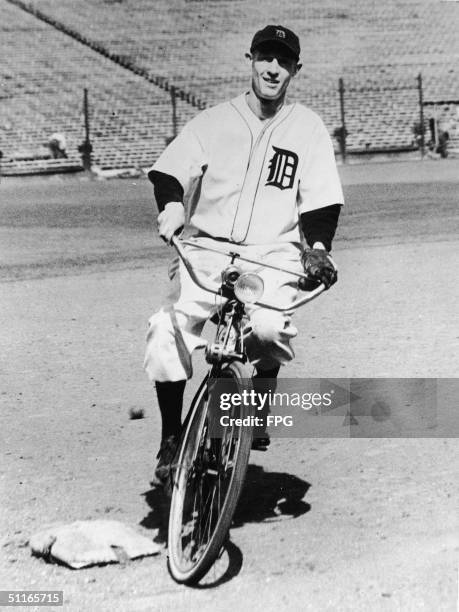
[250,25,300,60]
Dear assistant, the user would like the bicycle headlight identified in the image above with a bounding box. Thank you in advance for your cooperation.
[234,273,264,304]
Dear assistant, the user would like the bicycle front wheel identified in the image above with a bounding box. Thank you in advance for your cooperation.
[167,361,254,584]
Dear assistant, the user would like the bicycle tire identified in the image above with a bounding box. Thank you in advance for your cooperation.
[167,360,254,584]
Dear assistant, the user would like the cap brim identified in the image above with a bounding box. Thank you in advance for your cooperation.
[250,39,299,60]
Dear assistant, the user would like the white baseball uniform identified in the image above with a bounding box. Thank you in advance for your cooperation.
[144,93,344,382]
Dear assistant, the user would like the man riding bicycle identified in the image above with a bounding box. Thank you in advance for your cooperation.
[145,25,344,486]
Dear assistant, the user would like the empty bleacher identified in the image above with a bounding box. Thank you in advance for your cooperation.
[1,0,196,173]
[1,0,458,173]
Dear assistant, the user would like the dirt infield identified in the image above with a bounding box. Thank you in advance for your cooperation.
[1,160,459,611]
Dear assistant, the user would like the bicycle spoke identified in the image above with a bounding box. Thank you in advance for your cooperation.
[192,471,207,558]
[223,425,236,471]
[203,483,217,546]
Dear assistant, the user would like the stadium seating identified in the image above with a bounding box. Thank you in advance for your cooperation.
[1,0,458,174]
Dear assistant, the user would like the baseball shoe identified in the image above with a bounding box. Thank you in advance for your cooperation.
[151,435,179,487]
[251,433,270,451]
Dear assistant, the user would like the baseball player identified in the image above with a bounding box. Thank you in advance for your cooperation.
[145,25,344,485]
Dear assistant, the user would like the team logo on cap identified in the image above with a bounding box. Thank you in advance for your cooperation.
[275,29,286,38]
[266,146,298,190]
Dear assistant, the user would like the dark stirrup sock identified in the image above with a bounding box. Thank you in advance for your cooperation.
[253,365,280,405]
[155,380,186,441]
[252,366,280,392]
[253,365,280,384]
[252,366,280,441]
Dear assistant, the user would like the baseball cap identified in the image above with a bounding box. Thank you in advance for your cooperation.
[250,25,300,60]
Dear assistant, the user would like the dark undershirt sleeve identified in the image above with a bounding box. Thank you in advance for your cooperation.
[300,204,342,252]
[148,170,184,212]
[149,169,341,249]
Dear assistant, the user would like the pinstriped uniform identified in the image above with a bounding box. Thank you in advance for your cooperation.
[144,93,344,382]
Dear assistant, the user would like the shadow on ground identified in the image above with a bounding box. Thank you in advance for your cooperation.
[139,464,310,586]
[141,486,170,546]
[233,464,311,526]
[140,464,311,540]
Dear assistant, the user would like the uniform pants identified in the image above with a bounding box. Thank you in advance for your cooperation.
[144,237,303,383]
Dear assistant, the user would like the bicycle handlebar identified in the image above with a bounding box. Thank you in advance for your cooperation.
[171,236,327,312]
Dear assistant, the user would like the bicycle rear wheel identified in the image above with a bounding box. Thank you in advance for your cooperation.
[167,361,254,584]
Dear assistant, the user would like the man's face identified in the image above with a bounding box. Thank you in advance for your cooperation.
[249,43,300,102]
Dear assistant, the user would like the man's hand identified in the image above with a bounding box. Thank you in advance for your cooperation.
[157,201,185,243]
[301,247,337,289]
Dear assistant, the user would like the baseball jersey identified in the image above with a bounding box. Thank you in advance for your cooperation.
[149,93,344,245]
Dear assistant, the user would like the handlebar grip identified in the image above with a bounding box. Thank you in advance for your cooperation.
[298,275,321,292]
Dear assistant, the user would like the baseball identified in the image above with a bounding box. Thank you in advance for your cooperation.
[128,406,145,420]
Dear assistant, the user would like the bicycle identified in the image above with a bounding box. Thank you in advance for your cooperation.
[166,235,329,584]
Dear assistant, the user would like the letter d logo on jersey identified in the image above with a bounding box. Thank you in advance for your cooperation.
[266,146,298,190]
